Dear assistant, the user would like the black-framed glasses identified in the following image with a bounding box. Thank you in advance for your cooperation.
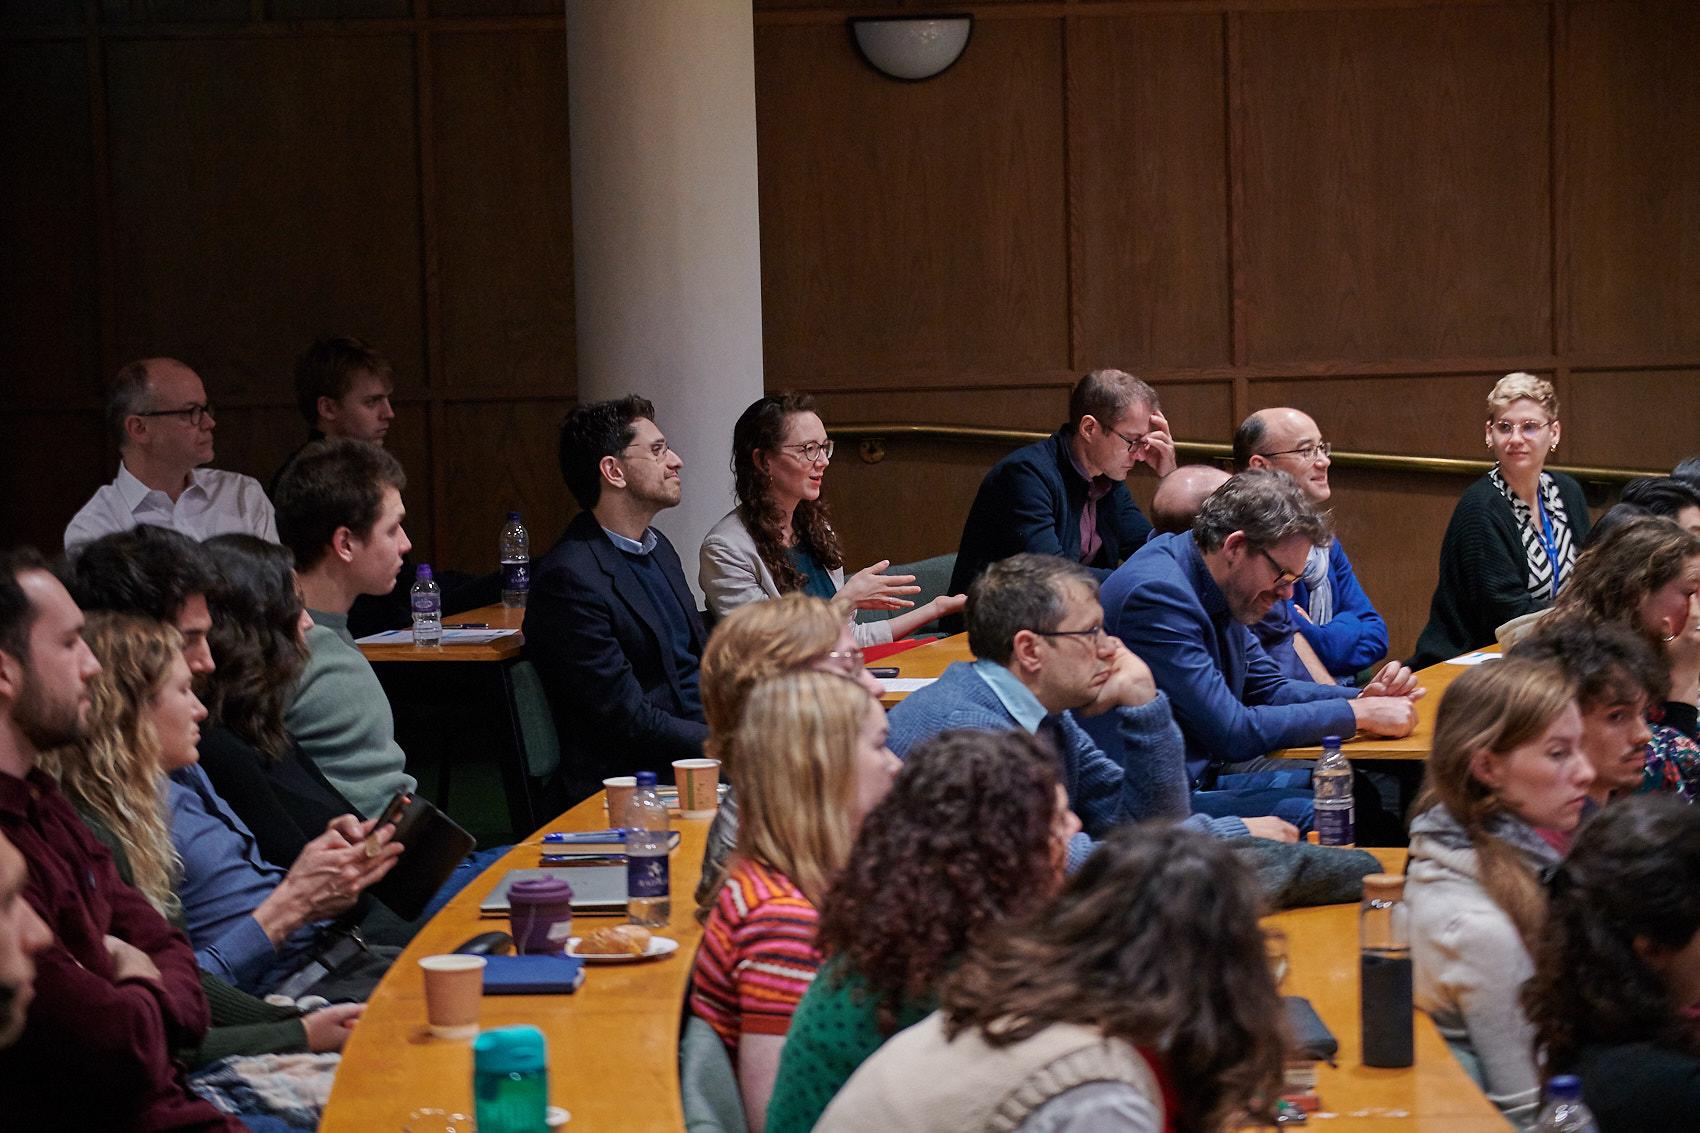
[621,438,674,462]
[1258,547,1303,587]
[1032,624,1109,646]
[782,439,834,463]
[1106,425,1149,454]
[1261,441,1331,463]
[135,403,213,427]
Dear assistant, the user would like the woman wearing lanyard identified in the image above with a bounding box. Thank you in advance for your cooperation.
[1412,373,1591,668]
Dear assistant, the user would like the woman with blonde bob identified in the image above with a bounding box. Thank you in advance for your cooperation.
[1406,657,1593,1126]
[689,670,900,1132]
[1413,374,1591,667]
[695,593,884,911]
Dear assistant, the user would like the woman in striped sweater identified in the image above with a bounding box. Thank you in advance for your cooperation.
[688,670,901,1131]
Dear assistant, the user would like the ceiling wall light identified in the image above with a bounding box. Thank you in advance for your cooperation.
[849,15,973,82]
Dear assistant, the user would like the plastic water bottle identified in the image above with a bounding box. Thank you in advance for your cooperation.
[500,511,530,609]
[410,564,442,648]
[1359,873,1413,1067]
[473,1025,548,1133]
[1314,735,1354,846]
[626,771,671,928]
[1531,1076,1598,1131]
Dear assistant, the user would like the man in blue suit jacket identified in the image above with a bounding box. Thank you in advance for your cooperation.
[1101,471,1421,822]
[948,370,1178,600]
[526,396,709,801]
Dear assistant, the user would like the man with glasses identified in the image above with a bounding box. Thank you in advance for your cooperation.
[527,395,708,801]
[1102,470,1421,829]
[889,553,1299,869]
[64,357,277,551]
[1234,407,1389,683]
[948,370,1177,603]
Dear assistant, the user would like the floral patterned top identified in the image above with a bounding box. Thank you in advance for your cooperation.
[1640,723,1700,804]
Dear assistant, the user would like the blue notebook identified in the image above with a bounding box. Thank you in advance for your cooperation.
[482,954,586,995]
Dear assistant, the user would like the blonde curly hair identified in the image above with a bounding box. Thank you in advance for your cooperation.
[1487,372,1558,421]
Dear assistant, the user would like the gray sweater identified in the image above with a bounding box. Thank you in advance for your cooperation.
[284,609,416,819]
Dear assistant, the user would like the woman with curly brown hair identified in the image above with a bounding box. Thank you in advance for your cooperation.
[816,823,1286,1133]
[699,392,965,643]
[765,729,1080,1132]
[1524,795,1700,1129]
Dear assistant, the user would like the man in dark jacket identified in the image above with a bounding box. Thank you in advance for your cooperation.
[526,396,709,801]
[949,369,1176,600]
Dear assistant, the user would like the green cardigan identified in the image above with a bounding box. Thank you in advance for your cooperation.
[1412,471,1590,668]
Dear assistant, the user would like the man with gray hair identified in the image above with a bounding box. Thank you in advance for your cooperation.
[1101,470,1421,825]
[888,553,1298,869]
[948,369,1178,598]
[63,358,276,551]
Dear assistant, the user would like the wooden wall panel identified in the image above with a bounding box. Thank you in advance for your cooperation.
[755,17,1069,385]
[437,399,576,571]
[1564,2,1700,357]
[1236,5,1551,363]
[1069,14,1232,370]
[1247,373,1507,459]
[432,31,575,396]
[0,41,97,409]
[1565,371,1700,471]
[4,414,107,554]
[103,35,424,401]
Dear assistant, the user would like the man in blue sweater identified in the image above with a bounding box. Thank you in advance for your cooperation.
[948,370,1178,601]
[1101,470,1421,824]
[889,553,1297,869]
[1235,408,1389,682]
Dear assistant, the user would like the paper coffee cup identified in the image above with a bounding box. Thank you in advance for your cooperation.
[672,758,721,818]
[604,776,637,827]
[419,954,485,1039]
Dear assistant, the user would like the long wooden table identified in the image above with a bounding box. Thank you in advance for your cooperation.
[322,795,709,1131]
[357,602,526,664]
[1273,653,1493,761]
[877,633,972,707]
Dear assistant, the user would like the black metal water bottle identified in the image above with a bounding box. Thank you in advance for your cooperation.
[1359,872,1413,1068]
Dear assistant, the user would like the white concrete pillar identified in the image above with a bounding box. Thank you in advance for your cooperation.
[566,0,765,599]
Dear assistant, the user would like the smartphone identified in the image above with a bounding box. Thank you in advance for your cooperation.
[868,667,901,678]
[366,790,412,855]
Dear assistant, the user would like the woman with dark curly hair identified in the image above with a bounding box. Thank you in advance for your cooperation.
[816,823,1286,1133]
[765,730,1080,1132]
[698,392,965,643]
[1524,795,1700,1129]
[196,534,361,868]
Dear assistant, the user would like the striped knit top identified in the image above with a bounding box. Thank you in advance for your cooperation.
[689,857,823,1058]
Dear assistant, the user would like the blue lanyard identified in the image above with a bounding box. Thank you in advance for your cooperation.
[1536,491,1564,594]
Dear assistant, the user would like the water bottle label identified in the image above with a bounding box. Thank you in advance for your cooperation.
[502,561,529,591]
[627,854,669,899]
[411,595,439,614]
[1316,803,1354,846]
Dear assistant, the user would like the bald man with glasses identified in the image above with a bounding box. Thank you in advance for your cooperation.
[64,357,277,551]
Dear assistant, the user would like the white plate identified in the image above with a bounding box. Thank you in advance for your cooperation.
[565,935,679,963]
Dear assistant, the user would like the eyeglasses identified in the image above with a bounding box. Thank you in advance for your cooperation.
[1261,441,1331,463]
[1490,419,1552,439]
[781,439,834,463]
[621,438,675,462]
[1258,547,1303,587]
[1105,425,1149,454]
[135,403,213,427]
[1032,624,1110,647]
[815,647,866,675]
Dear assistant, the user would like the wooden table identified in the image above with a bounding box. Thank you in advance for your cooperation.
[322,792,709,1131]
[1273,653,1492,762]
[357,603,526,664]
[1264,847,1509,1129]
[877,633,973,707]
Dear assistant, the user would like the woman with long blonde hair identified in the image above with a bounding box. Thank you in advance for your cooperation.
[1406,657,1592,1126]
[689,670,900,1132]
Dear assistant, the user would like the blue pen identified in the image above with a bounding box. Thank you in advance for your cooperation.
[542,828,626,843]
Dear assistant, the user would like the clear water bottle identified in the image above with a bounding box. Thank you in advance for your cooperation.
[626,771,671,928]
[411,563,442,648]
[1532,1076,1598,1132]
[473,1025,548,1133]
[1314,734,1355,846]
[1359,873,1413,1068]
[500,511,530,609]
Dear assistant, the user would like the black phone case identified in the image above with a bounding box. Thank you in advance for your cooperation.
[1283,995,1339,1061]
[367,794,477,921]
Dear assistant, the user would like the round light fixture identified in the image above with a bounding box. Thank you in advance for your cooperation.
[849,16,973,82]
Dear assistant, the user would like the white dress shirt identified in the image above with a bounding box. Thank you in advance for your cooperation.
[63,462,278,551]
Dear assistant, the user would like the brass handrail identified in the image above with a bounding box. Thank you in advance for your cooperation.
[835,422,1661,486]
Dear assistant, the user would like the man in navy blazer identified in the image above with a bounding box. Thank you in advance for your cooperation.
[948,370,1178,600]
[1100,471,1421,820]
[526,396,709,801]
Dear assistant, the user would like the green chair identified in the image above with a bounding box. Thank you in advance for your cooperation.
[857,552,957,637]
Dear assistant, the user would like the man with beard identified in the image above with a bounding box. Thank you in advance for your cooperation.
[0,546,241,1130]
[526,396,709,800]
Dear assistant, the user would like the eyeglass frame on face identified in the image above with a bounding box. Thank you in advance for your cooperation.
[1030,623,1111,647]
[1104,424,1150,455]
[780,439,834,464]
[1490,419,1553,440]
[1256,546,1304,588]
[620,437,675,462]
[134,403,214,428]
[817,646,866,675]
[1260,441,1332,464]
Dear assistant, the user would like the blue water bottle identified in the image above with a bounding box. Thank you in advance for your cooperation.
[473,1025,548,1133]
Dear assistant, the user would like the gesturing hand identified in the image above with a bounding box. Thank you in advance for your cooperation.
[838,561,921,612]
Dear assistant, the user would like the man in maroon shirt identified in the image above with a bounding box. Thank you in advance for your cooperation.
[0,546,241,1130]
